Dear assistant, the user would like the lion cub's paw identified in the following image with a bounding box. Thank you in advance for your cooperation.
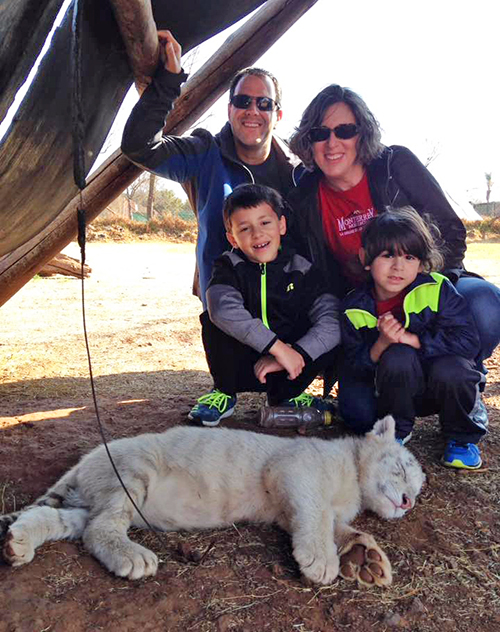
[339,533,392,587]
[3,526,35,567]
[104,542,158,580]
[294,545,339,585]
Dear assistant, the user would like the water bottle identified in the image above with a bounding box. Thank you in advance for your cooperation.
[258,406,333,430]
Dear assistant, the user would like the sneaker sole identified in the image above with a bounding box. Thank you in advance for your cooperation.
[442,457,483,470]
[188,406,236,428]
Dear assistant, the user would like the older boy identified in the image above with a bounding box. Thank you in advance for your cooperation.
[189,184,340,426]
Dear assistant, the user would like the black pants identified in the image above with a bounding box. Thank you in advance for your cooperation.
[338,344,487,443]
[201,311,338,405]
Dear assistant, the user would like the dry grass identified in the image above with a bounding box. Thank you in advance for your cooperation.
[465,217,500,239]
[87,215,197,243]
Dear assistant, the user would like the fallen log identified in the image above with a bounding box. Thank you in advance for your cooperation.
[39,253,91,278]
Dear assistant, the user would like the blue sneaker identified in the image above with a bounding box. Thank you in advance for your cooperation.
[188,389,236,427]
[395,432,413,446]
[279,392,336,414]
[442,441,482,470]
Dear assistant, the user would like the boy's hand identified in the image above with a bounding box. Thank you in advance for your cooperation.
[399,330,421,349]
[369,313,404,363]
[158,30,182,73]
[269,340,305,380]
[377,313,404,345]
[254,355,284,384]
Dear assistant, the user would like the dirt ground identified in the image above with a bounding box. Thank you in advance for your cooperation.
[1,240,499,632]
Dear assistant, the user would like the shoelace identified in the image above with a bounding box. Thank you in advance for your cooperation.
[197,390,233,413]
[289,392,315,407]
[449,441,475,452]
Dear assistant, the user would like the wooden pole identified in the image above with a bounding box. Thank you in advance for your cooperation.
[107,0,159,95]
[0,0,318,307]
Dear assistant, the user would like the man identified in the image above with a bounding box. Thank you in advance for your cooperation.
[121,30,297,307]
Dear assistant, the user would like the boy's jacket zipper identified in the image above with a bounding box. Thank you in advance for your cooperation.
[260,263,270,329]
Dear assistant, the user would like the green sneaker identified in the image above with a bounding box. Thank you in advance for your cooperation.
[188,389,237,427]
[279,392,336,414]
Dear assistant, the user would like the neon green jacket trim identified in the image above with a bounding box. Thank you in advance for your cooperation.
[345,272,446,331]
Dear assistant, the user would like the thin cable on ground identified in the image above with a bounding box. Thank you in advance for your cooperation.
[78,236,164,540]
[71,0,165,547]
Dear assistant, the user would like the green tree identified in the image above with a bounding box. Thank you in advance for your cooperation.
[154,188,188,216]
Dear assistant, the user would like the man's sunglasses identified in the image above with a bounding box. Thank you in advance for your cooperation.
[230,94,278,112]
[309,124,359,143]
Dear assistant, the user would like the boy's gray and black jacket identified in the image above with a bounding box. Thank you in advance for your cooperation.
[340,272,480,376]
[206,248,341,362]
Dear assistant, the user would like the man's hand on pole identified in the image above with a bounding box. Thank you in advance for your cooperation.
[158,30,182,74]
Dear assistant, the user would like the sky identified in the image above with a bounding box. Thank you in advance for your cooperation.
[2,0,499,210]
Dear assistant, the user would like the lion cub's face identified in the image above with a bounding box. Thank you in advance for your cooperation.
[358,417,426,520]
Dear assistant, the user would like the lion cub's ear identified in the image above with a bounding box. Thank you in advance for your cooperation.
[368,416,396,441]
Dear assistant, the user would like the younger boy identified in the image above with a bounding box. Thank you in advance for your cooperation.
[189,184,340,426]
[339,207,487,469]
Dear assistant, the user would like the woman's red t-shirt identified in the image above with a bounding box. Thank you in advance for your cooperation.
[319,174,376,286]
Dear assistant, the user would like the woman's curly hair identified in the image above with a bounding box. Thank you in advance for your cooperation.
[289,85,384,171]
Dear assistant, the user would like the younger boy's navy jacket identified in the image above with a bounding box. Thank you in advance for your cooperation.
[206,248,340,362]
[341,272,480,376]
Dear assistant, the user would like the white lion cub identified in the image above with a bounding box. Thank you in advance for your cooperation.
[1,416,424,587]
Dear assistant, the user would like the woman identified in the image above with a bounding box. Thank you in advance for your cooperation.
[287,84,500,374]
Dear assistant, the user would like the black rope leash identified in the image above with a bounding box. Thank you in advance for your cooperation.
[71,0,164,543]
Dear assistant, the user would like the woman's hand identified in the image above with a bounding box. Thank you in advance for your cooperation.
[158,30,182,74]
[254,355,284,384]
[268,340,305,380]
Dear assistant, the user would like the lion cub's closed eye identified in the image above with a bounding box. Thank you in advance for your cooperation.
[1,415,424,588]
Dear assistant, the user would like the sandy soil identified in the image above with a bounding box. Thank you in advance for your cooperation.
[0,240,499,632]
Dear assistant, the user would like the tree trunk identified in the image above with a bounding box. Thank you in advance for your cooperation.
[126,192,133,219]
[146,174,156,220]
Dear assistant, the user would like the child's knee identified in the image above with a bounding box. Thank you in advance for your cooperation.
[378,344,420,382]
[428,355,476,388]
[338,395,377,434]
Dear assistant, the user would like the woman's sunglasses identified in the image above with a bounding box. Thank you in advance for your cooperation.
[230,94,278,112]
[309,124,359,143]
